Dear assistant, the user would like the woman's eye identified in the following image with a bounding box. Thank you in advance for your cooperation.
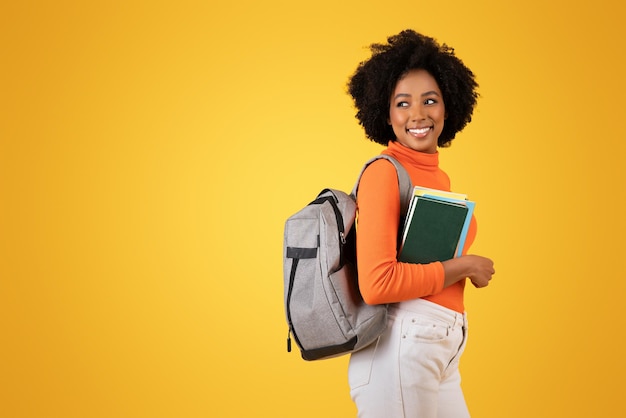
[425,98,437,105]
[396,101,409,108]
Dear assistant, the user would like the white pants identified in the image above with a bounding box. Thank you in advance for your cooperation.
[348,299,470,418]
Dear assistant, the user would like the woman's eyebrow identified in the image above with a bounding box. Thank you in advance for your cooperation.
[392,93,411,100]
[393,91,441,100]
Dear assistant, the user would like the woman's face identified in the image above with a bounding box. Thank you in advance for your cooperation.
[388,69,445,154]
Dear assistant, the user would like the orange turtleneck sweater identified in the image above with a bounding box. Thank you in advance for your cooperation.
[356,141,477,313]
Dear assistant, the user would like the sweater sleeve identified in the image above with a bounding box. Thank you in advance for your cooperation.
[355,160,445,305]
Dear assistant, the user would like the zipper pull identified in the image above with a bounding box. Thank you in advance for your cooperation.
[287,330,292,352]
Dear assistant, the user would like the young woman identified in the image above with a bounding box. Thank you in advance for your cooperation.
[347,30,495,417]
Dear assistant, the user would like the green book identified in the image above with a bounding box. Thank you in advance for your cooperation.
[398,196,469,264]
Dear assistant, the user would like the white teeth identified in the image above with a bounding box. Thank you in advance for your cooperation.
[409,127,430,134]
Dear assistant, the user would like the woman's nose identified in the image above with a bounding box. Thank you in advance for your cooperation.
[411,105,426,120]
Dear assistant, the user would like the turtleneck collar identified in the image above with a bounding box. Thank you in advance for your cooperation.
[383,140,440,171]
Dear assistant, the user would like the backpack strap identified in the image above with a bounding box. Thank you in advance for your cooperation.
[350,154,414,219]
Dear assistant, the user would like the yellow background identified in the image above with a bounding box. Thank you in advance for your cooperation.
[1,1,625,417]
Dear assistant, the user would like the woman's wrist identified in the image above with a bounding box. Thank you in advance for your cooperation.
[441,256,470,288]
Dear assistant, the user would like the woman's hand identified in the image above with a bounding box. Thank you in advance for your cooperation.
[465,255,495,288]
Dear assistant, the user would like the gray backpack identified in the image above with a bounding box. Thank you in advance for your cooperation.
[283,155,413,360]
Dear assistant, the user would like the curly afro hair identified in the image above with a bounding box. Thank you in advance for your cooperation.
[348,30,479,147]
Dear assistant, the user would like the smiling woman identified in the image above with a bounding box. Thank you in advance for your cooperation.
[345,30,494,418]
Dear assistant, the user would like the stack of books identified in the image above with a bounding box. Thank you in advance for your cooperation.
[398,186,475,264]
